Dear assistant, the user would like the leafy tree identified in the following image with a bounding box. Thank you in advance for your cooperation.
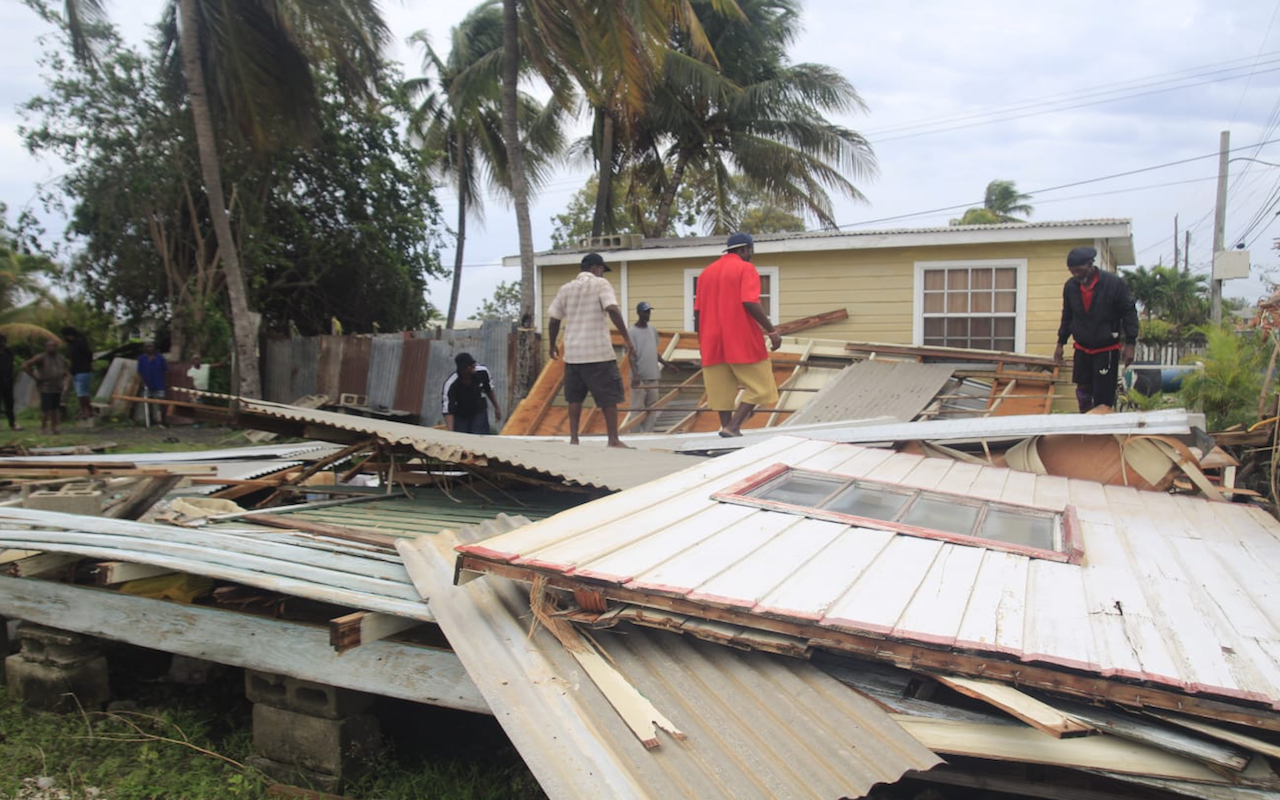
[55,0,390,398]
[1178,325,1266,429]
[1119,264,1208,334]
[21,27,444,349]
[951,180,1033,225]
[408,2,564,329]
[471,280,521,322]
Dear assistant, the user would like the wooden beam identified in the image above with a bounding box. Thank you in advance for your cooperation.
[458,556,1280,732]
[1057,701,1252,772]
[255,438,376,509]
[0,575,485,713]
[106,475,182,520]
[774,308,850,336]
[1143,710,1280,761]
[930,673,1095,739]
[92,561,175,586]
[6,552,81,577]
[328,611,423,653]
[248,514,399,548]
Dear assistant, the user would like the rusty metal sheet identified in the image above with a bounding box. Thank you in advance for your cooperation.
[316,336,344,400]
[264,339,292,403]
[339,336,372,397]
[289,337,318,400]
[394,337,431,419]
[366,335,403,411]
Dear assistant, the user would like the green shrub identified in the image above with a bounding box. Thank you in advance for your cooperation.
[1177,325,1268,430]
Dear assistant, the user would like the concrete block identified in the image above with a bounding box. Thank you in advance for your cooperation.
[24,490,103,516]
[15,623,102,667]
[245,756,343,795]
[5,653,110,712]
[252,704,379,778]
[245,671,374,719]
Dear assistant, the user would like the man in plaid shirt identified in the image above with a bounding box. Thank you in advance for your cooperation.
[547,253,638,447]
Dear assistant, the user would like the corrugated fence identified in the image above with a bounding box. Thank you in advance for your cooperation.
[260,322,517,427]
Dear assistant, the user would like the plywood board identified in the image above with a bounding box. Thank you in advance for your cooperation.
[930,674,1094,738]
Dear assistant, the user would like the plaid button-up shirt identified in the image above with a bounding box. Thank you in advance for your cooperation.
[548,272,619,364]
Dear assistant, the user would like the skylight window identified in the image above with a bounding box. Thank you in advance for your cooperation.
[714,465,1080,563]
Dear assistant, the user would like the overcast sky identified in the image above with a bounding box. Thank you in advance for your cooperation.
[4,0,1280,318]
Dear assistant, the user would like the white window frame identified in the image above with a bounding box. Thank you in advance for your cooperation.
[912,259,1028,353]
[684,265,780,332]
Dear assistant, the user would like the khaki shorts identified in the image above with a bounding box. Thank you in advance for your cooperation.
[703,360,779,411]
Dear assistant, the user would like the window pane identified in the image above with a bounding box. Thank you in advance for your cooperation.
[971,292,992,313]
[947,270,968,290]
[759,275,771,294]
[947,292,968,313]
[971,269,993,290]
[924,319,944,337]
[994,318,1015,337]
[994,291,1016,313]
[994,337,1015,351]
[947,318,968,337]
[971,318,992,337]
[824,485,910,520]
[750,473,843,506]
[924,270,945,291]
[924,292,944,313]
[902,497,979,534]
[980,510,1055,549]
[994,268,1017,289]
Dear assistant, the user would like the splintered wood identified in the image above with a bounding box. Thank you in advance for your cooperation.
[529,576,685,750]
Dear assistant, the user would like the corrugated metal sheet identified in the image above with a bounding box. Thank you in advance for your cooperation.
[393,337,431,417]
[366,335,403,411]
[458,434,1280,710]
[282,492,574,539]
[339,336,372,397]
[405,522,939,800]
[221,396,703,491]
[264,339,292,403]
[316,336,344,399]
[419,322,513,427]
[783,361,955,427]
[289,336,318,400]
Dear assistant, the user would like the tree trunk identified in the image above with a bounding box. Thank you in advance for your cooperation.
[502,0,539,398]
[590,110,615,238]
[446,140,467,329]
[653,149,690,236]
[177,0,261,398]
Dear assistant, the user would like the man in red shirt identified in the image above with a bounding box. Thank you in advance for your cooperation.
[1053,246,1139,411]
[695,232,783,437]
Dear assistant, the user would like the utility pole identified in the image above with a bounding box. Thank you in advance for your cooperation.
[1173,214,1179,268]
[1184,230,1190,271]
[1211,130,1229,324]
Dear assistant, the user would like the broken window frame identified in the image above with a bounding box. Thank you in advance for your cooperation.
[712,463,1083,564]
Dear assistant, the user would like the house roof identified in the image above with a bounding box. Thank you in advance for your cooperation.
[457,434,1280,710]
[503,219,1136,267]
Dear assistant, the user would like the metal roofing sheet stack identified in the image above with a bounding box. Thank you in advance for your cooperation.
[402,521,939,800]
[457,434,1280,710]
[782,360,956,427]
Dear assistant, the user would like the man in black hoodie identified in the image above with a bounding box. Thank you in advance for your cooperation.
[1053,246,1139,412]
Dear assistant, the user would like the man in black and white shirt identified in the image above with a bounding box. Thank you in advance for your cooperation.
[442,352,502,434]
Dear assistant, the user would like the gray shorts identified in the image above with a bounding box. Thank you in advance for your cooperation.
[564,360,624,407]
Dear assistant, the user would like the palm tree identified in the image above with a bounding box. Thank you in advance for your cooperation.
[636,0,875,234]
[409,3,564,329]
[0,239,60,343]
[63,0,388,397]
[982,179,1034,222]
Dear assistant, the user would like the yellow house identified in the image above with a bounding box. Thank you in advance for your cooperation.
[507,219,1136,357]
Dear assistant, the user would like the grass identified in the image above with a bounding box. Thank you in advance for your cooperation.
[0,663,544,800]
[0,408,267,454]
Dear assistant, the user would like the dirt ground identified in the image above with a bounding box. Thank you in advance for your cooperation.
[0,415,254,454]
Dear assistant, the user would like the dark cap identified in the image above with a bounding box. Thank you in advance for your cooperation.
[1066,246,1097,268]
[580,252,611,272]
[636,301,653,313]
[725,232,754,252]
[454,352,477,370]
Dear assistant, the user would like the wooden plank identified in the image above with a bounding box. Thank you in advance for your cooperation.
[6,552,81,577]
[1056,700,1251,772]
[754,527,896,620]
[328,611,423,653]
[895,456,955,491]
[954,549,1030,655]
[890,716,1239,783]
[92,561,175,585]
[0,575,483,713]
[892,544,985,646]
[106,475,182,520]
[688,517,847,608]
[0,549,41,565]
[842,341,1058,367]
[1022,558,1098,671]
[822,535,943,635]
[250,514,400,548]
[930,673,1095,738]
[1145,710,1280,760]
[773,308,849,336]
[628,510,801,596]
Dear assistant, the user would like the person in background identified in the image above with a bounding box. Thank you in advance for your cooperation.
[61,327,94,421]
[442,352,502,434]
[186,353,226,393]
[628,301,674,433]
[1053,246,1139,412]
[694,232,782,437]
[0,334,19,431]
[136,341,168,426]
[547,252,637,448]
[22,339,69,434]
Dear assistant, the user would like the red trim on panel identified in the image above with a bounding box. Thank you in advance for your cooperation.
[455,544,517,562]
[820,616,895,636]
[1061,505,1085,564]
[627,580,699,598]
[569,568,635,584]
[687,590,764,609]
[751,604,826,622]
[1019,651,1102,673]
[513,557,576,573]
[713,462,793,499]
[894,630,958,647]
